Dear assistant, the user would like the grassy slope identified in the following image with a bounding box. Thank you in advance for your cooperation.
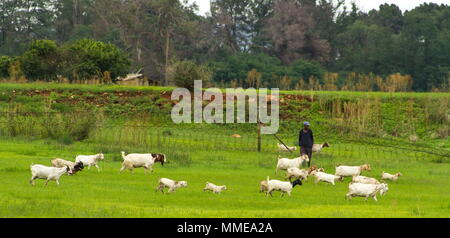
[1,82,447,98]
[0,83,449,217]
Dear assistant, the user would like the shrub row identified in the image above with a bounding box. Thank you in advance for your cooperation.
[0,39,131,82]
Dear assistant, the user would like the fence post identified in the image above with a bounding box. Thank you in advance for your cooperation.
[257,122,262,152]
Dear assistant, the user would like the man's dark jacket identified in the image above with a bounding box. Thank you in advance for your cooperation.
[299,129,314,148]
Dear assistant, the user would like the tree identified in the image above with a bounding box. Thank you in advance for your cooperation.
[335,20,398,75]
[90,0,153,73]
[311,0,345,64]
[367,4,404,34]
[20,40,61,81]
[89,0,200,85]
[61,39,131,81]
[169,60,212,91]
[210,52,285,87]
[210,0,253,52]
[149,0,188,85]
[53,0,94,42]
[247,0,275,53]
[266,0,331,65]
[399,3,450,90]
[0,56,13,78]
[287,59,326,82]
[0,0,57,55]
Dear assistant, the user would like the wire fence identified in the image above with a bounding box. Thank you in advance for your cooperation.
[0,111,448,163]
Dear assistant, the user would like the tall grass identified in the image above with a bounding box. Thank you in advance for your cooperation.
[0,105,104,144]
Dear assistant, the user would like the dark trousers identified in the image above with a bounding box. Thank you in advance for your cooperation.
[300,147,313,167]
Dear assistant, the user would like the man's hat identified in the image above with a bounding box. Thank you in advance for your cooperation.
[303,121,310,126]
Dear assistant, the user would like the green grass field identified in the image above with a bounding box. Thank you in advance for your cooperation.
[1,137,449,218]
[0,83,448,218]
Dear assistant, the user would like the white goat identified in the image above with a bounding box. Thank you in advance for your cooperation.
[265,176,302,197]
[381,172,403,181]
[352,175,380,185]
[51,158,75,169]
[312,142,330,153]
[310,170,340,185]
[286,167,309,181]
[276,155,309,174]
[120,151,166,174]
[335,164,371,179]
[277,143,297,152]
[156,178,188,194]
[30,164,71,186]
[346,182,389,202]
[203,182,227,194]
[75,153,104,171]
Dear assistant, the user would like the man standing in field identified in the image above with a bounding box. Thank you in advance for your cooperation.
[299,121,314,167]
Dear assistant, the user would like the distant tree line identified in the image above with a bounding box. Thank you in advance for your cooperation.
[0,0,449,91]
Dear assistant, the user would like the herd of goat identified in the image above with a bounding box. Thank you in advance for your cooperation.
[28,142,402,201]
[269,142,402,201]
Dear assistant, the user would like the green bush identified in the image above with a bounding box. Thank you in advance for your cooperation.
[62,39,131,81]
[0,56,13,78]
[20,40,61,81]
[169,60,212,91]
[209,53,327,87]
[13,39,131,82]
[287,59,326,82]
[210,53,285,87]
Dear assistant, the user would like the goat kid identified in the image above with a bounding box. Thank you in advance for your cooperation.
[381,172,403,181]
[203,182,227,194]
[156,178,188,194]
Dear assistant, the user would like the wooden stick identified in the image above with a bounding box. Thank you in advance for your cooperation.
[273,134,294,153]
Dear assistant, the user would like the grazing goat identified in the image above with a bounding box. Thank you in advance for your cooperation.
[156,178,187,194]
[30,164,71,186]
[120,151,166,174]
[51,159,84,175]
[286,168,309,181]
[381,172,402,181]
[277,143,297,152]
[335,164,371,180]
[346,182,389,202]
[312,142,330,153]
[310,170,340,185]
[265,176,302,197]
[276,155,309,174]
[352,175,380,185]
[203,182,227,194]
[75,153,104,172]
